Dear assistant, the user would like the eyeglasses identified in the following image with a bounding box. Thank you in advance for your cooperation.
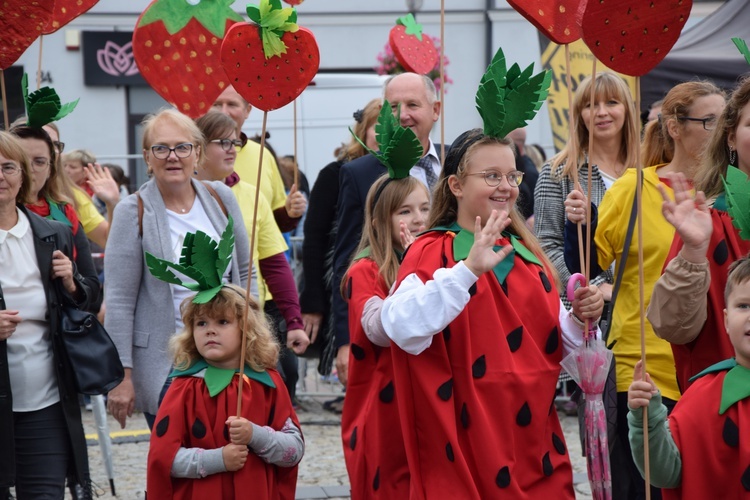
[30,157,50,171]
[52,141,65,153]
[0,162,21,177]
[209,139,243,152]
[464,170,524,187]
[677,116,717,131]
[150,143,194,159]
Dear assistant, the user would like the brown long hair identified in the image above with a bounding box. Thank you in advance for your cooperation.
[641,81,725,168]
[338,98,381,162]
[695,76,750,199]
[171,285,279,372]
[550,72,639,180]
[430,129,559,287]
[344,175,429,290]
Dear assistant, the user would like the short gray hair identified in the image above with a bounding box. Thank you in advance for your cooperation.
[383,73,438,104]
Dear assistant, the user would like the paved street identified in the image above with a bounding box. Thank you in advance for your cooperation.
[77,361,594,499]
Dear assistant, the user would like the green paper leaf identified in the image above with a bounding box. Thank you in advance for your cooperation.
[52,98,79,122]
[375,102,397,152]
[23,75,80,128]
[138,0,242,38]
[722,165,750,240]
[216,216,235,277]
[261,29,287,58]
[383,127,422,179]
[248,0,299,58]
[732,37,750,67]
[145,252,186,286]
[247,5,262,24]
[192,286,224,304]
[183,231,221,288]
[396,13,424,42]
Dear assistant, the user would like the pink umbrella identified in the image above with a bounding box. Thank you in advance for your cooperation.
[560,273,613,500]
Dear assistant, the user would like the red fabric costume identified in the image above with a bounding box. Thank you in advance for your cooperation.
[665,204,750,391]
[389,229,574,499]
[341,256,409,499]
[147,366,299,500]
[663,363,750,499]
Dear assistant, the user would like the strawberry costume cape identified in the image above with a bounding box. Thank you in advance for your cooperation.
[341,254,410,498]
[662,359,750,499]
[146,360,299,499]
[389,225,574,498]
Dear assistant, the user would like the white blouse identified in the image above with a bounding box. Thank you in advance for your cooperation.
[0,209,59,411]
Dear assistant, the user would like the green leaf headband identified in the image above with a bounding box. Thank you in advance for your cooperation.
[475,46,552,138]
[22,73,79,129]
[145,216,235,304]
[350,100,423,180]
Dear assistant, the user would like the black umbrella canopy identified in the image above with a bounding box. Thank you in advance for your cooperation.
[641,0,750,111]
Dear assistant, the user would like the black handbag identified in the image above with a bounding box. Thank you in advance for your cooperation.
[59,303,124,395]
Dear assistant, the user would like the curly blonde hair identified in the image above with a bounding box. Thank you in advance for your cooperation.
[170,285,279,372]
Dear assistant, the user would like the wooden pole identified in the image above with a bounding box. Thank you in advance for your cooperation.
[1,70,9,131]
[293,99,299,188]
[237,111,269,417]
[37,35,44,90]
[439,0,446,165]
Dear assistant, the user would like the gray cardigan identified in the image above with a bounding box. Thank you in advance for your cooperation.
[104,178,255,415]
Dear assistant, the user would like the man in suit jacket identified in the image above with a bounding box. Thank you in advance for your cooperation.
[332,72,443,385]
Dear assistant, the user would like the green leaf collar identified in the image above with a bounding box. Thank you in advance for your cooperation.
[689,358,750,415]
[170,358,275,397]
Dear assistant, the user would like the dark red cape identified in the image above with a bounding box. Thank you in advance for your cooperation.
[664,368,750,499]
[342,257,409,498]
[389,230,574,498]
[146,369,299,499]
[665,208,750,391]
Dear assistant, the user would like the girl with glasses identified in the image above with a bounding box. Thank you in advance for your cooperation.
[104,108,254,431]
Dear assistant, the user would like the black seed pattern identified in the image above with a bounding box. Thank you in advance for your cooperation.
[542,451,553,476]
[469,283,477,296]
[496,466,511,488]
[351,343,366,360]
[713,239,728,266]
[723,416,739,448]
[539,271,552,293]
[545,327,559,354]
[443,326,451,342]
[461,403,470,429]
[346,277,353,299]
[155,416,169,437]
[373,466,380,491]
[267,404,275,426]
[349,426,358,450]
[441,253,448,267]
[379,381,394,403]
[472,355,486,378]
[446,442,455,462]
[552,433,566,455]
[742,465,750,491]
[192,418,206,439]
[506,326,523,352]
[437,379,453,401]
[516,402,532,427]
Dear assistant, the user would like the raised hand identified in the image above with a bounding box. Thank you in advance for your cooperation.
[399,220,425,250]
[464,210,513,277]
[658,172,711,261]
[85,163,121,207]
[628,360,658,410]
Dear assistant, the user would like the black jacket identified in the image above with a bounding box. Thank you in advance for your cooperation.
[0,205,99,487]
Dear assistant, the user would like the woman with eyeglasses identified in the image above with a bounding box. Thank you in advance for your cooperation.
[564,80,726,499]
[0,131,98,498]
[647,77,750,393]
[194,111,309,358]
[104,108,253,431]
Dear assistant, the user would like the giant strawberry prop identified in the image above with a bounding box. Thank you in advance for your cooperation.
[133,0,242,118]
[221,0,319,112]
[0,0,54,70]
[43,0,100,35]
[581,0,691,76]
[506,0,585,45]
[388,13,438,75]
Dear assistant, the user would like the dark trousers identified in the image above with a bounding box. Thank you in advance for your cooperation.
[613,391,676,500]
[264,300,298,401]
[4,403,72,499]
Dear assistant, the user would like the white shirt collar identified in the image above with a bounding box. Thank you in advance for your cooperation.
[0,208,30,245]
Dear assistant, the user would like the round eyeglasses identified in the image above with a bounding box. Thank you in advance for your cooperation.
[150,143,194,159]
[677,116,717,131]
[209,139,243,152]
[0,162,21,177]
[464,170,524,187]
[30,157,51,171]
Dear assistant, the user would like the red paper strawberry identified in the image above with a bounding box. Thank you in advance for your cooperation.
[283,0,304,4]
[582,0,692,77]
[43,0,100,35]
[132,0,242,118]
[220,0,319,112]
[0,0,54,70]
[507,0,584,45]
[388,14,438,75]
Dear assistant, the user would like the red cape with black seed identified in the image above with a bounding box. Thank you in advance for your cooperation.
[665,206,750,391]
[389,230,574,498]
[341,257,410,498]
[663,366,750,499]
[146,368,299,500]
